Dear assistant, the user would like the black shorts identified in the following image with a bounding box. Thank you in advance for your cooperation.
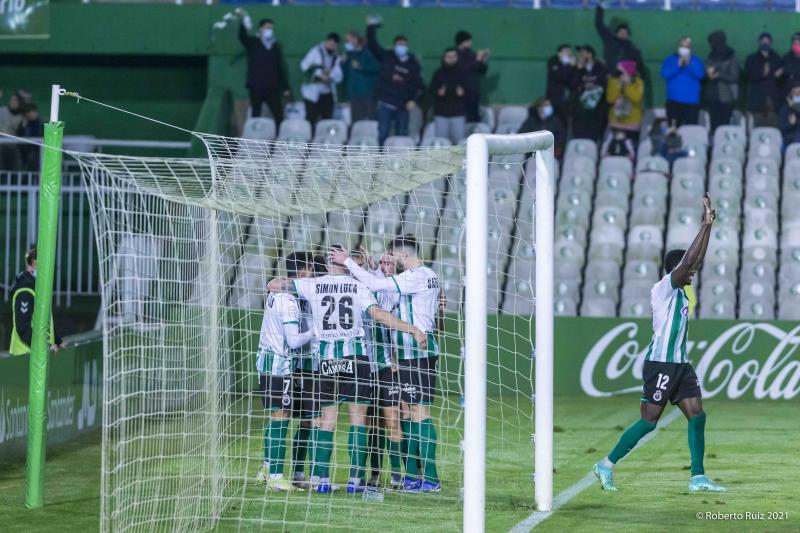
[398,357,438,405]
[259,374,293,411]
[641,360,702,406]
[373,366,401,408]
[318,356,372,406]
[292,370,319,419]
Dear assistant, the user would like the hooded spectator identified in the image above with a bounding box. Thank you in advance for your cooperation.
[745,32,783,128]
[18,103,43,171]
[300,33,343,125]
[571,45,608,142]
[779,83,800,147]
[518,98,565,159]
[782,32,800,95]
[429,48,468,145]
[546,44,576,126]
[594,5,645,76]
[661,36,705,127]
[236,11,290,122]
[0,92,24,170]
[704,31,740,132]
[607,60,644,141]
[366,18,425,145]
[454,30,489,123]
[342,31,380,122]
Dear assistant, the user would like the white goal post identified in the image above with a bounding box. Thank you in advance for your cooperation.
[464,132,555,532]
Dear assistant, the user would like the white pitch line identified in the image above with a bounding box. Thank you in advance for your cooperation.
[509,407,684,533]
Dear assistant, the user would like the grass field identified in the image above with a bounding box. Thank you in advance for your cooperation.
[1,396,798,533]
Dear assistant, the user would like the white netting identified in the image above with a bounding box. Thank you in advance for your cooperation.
[74,135,538,532]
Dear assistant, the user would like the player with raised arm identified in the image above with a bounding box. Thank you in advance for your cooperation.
[255,254,316,491]
[593,193,727,493]
[267,245,427,494]
[330,235,443,493]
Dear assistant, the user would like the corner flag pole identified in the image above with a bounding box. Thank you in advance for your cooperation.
[25,84,64,509]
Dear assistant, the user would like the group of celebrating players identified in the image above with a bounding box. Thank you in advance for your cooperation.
[257,234,445,494]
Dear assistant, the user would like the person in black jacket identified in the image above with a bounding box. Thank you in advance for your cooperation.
[779,83,800,147]
[594,5,644,76]
[518,98,566,159]
[237,10,290,122]
[366,18,425,145]
[571,45,608,142]
[546,44,576,127]
[745,32,783,128]
[17,103,43,171]
[430,48,468,145]
[783,33,800,96]
[454,30,489,123]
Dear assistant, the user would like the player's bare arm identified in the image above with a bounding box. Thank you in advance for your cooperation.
[266,277,293,292]
[369,306,428,350]
[670,193,716,288]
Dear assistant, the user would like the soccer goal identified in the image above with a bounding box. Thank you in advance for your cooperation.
[73,124,554,532]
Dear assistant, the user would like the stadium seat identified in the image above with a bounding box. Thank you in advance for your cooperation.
[784,143,800,163]
[629,195,667,227]
[636,138,653,161]
[465,122,492,136]
[633,172,668,195]
[778,286,800,320]
[285,214,325,249]
[496,105,528,131]
[627,225,664,262]
[555,238,586,267]
[741,260,777,288]
[670,173,705,204]
[742,226,778,263]
[749,127,782,153]
[592,205,627,230]
[242,117,276,141]
[584,259,621,287]
[562,155,597,177]
[713,125,746,146]
[677,124,709,146]
[555,279,580,301]
[588,225,625,263]
[421,137,453,148]
[556,223,588,246]
[384,136,417,148]
[636,156,669,175]
[706,225,740,263]
[599,155,633,176]
[619,297,651,318]
[699,298,736,319]
[554,260,582,282]
[673,156,708,179]
[740,281,776,320]
[596,170,631,197]
[711,142,745,163]
[709,172,743,202]
[313,119,348,145]
[621,279,655,303]
[559,172,595,195]
[365,200,402,247]
[554,297,578,316]
[229,245,273,310]
[623,260,660,285]
[746,157,780,180]
[350,120,379,140]
[565,139,599,162]
[702,256,739,283]
[277,119,312,142]
[580,297,617,317]
[347,136,379,147]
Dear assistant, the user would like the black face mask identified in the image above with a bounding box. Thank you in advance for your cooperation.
[760,42,771,52]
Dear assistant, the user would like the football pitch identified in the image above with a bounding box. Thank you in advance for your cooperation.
[1,396,798,533]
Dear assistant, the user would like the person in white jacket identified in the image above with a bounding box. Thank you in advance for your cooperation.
[300,33,343,125]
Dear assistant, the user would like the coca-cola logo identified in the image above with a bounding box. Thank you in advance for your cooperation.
[580,322,800,400]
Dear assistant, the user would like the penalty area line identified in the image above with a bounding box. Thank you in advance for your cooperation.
[509,408,683,533]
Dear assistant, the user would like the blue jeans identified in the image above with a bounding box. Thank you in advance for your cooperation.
[377,101,409,145]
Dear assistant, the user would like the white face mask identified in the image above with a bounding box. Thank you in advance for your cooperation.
[559,54,571,65]
[541,105,554,118]
[261,28,273,40]
[345,42,355,52]
[678,46,691,58]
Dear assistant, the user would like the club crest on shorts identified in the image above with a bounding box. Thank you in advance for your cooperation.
[681,306,688,317]
[653,390,663,402]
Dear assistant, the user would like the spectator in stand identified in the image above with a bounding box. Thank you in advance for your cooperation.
[745,32,783,128]
[429,48,467,145]
[782,33,800,96]
[454,30,489,123]
[571,45,608,142]
[704,31,740,132]
[518,98,565,159]
[236,11,290,122]
[607,60,644,143]
[366,17,425,145]
[778,83,800,147]
[0,91,24,170]
[546,45,576,127]
[18,104,43,171]
[594,5,644,76]
[342,31,379,123]
[300,33,343,125]
[661,37,705,127]
[649,117,688,165]
[601,128,636,160]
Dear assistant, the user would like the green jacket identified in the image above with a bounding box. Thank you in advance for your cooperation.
[342,48,379,100]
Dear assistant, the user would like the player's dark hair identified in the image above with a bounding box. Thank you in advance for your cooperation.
[313,255,327,274]
[285,251,313,277]
[258,18,274,28]
[25,244,37,266]
[388,234,419,255]
[664,249,686,274]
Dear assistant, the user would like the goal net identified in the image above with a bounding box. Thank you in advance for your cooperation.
[72,131,553,533]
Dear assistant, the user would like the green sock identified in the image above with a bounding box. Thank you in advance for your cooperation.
[388,439,402,478]
[309,427,319,474]
[419,418,439,484]
[608,419,657,464]
[405,421,421,478]
[401,419,411,468]
[292,425,311,475]
[312,429,334,479]
[688,412,706,476]
[266,419,289,475]
[348,425,369,480]
[370,429,386,476]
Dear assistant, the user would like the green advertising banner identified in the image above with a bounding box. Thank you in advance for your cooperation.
[0,0,49,39]
[0,333,102,462]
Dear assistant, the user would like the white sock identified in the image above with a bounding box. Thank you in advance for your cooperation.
[600,457,614,469]
[691,474,705,479]
[263,460,270,470]
[269,473,283,480]
[349,477,362,486]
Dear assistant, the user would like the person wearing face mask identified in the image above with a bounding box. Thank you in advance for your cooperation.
[594,5,645,79]
[546,45,576,127]
[782,33,800,96]
[607,60,644,143]
[778,83,800,147]
[704,31,740,132]
[237,10,291,123]
[366,17,424,145]
[300,33,344,125]
[9,245,63,356]
[661,37,705,127]
[429,48,468,145]
[745,32,783,128]
[518,98,566,159]
[0,91,24,170]
[571,45,608,143]
[454,30,489,124]
[342,31,379,123]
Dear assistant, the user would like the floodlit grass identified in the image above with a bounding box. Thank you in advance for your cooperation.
[1,398,798,532]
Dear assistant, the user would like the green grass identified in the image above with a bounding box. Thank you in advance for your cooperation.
[1,397,798,533]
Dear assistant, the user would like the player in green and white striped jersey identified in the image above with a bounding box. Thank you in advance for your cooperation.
[255,254,316,491]
[594,193,726,493]
[332,234,445,493]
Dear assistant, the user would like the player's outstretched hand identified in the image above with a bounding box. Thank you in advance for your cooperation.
[328,247,349,266]
[702,192,716,225]
[358,245,377,270]
[412,328,428,350]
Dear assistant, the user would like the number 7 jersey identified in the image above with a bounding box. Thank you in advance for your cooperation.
[292,274,379,360]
